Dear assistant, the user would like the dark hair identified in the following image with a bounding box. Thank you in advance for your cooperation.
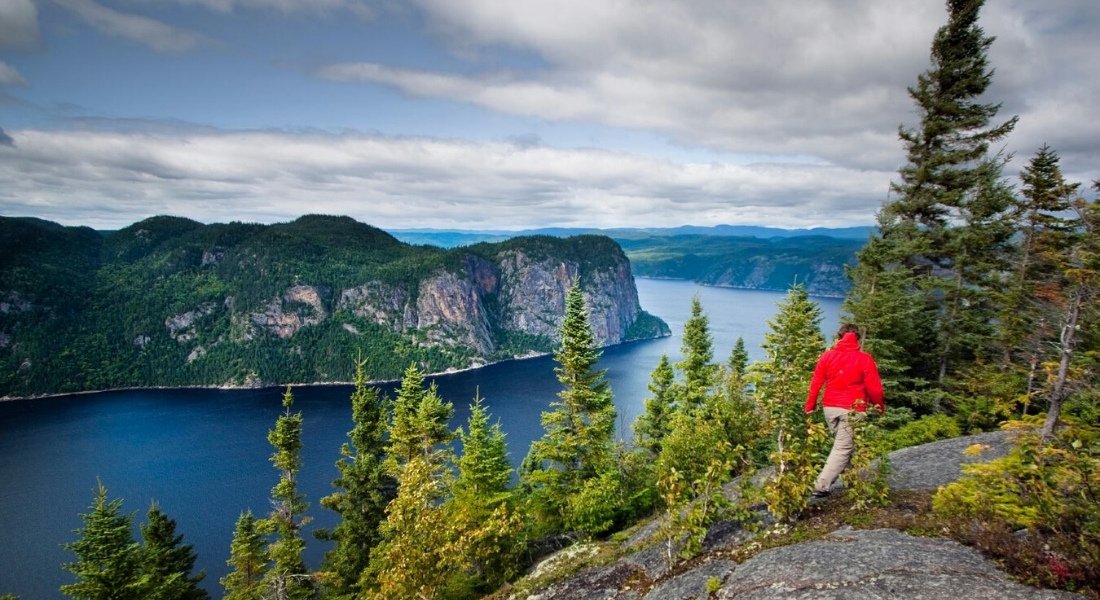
[837,323,861,340]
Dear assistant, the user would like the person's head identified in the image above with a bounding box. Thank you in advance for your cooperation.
[837,323,861,341]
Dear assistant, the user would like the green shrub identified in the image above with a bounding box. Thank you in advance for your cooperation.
[933,420,1100,592]
[885,414,961,451]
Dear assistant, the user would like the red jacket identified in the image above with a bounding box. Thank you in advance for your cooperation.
[804,332,884,413]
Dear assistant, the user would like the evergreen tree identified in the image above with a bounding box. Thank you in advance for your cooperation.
[522,285,619,534]
[220,511,267,600]
[61,481,143,600]
[387,363,453,466]
[448,395,524,594]
[362,456,454,600]
[751,285,828,521]
[678,297,716,408]
[1040,195,1100,441]
[139,503,208,600]
[633,354,677,456]
[727,337,749,383]
[846,0,1016,406]
[1000,146,1079,406]
[317,356,392,599]
[362,365,457,597]
[262,386,312,600]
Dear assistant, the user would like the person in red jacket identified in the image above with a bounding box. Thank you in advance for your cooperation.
[804,323,884,498]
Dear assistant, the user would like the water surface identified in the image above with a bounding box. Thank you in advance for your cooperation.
[0,279,841,597]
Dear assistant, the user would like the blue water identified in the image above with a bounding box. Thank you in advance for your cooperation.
[0,279,841,598]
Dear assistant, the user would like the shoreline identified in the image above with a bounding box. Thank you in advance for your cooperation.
[636,275,847,299]
[0,333,669,403]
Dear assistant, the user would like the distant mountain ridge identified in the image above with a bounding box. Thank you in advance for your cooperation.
[391,224,875,247]
[391,225,870,297]
[0,215,667,398]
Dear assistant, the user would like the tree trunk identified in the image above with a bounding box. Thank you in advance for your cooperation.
[1040,290,1081,443]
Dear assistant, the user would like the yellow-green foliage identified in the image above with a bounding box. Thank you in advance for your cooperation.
[885,414,961,451]
[564,470,624,537]
[845,411,891,510]
[934,420,1100,571]
[762,417,829,522]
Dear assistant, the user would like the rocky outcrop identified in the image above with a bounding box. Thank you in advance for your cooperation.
[249,285,328,339]
[717,527,1076,599]
[326,245,652,355]
[165,302,218,342]
[518,431,1083,600]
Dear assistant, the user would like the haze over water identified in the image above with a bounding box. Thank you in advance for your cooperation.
[0,279,841,598]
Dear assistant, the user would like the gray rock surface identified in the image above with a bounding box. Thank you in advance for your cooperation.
[887,430,1014,491]
[643,559,734,600]
[519,432,1084,600]
[716,527,1077,599]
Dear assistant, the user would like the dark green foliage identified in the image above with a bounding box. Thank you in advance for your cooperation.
[620,234,861,297]
[387,363,454,467]
[263,387,312,599]
[61,482,144,600]
[139,504,209,600]
[523,285,621,535]
[221,511,268,600]
[633,354,676,456]
[845,0,1017,408]
[0,215,664,397]
[316,357,393,599]
[677,297,715,409]
[448,396,524,593]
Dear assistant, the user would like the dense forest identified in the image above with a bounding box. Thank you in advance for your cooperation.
[11,0,1099,598]
[0,216,667,397]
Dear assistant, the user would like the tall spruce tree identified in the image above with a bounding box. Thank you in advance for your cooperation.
[220,511,267,600]
[678,297,716,409]
[751,285,827,521]
[1000,146,1079,405]
[448,395,524,593]
[633,354,677,456]
[847,0,1017,405]
[61,482,143,600]
[387,363,453,466]
[316,356,392,599]
[139,503,208,600]
[263,386,312,600]
[363,366,456,599]
[522,285,619,534]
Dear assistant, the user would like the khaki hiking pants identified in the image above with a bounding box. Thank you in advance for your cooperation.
[814,407,862,494]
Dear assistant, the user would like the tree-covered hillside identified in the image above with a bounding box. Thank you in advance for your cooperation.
[619,234,862,297]
[0,215,666,397]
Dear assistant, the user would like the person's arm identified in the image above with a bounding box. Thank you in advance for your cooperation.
[804,353,828,413]
[864,355,885,413]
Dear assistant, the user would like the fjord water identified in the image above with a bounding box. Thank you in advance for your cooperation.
[0,279,841,598]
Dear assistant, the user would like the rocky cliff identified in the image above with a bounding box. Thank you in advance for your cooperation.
[0,215,669,396]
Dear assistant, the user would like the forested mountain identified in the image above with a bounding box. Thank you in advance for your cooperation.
[392,227,868,297]
[618,234,861,297]
[0,215,667,397]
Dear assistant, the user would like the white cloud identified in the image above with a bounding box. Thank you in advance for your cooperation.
[0,0,39,49]
[315,0,1100,176]
[0,127,891,230]
[55,0,208,53]
[0,60,26,85]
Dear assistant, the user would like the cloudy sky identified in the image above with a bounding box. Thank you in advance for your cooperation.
[1,0,1097,230]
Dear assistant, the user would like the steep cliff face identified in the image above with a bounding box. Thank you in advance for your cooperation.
[0,215,668,396]
[281,244,650,357]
